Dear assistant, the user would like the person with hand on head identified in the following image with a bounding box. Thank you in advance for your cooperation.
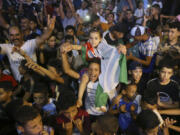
[55,90,90,135]
[15,105,54,135]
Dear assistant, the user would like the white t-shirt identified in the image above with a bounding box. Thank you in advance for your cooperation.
[76,9,88,19]
[85,81,104,116]
[0,39,37,81]
[134,8,145,24]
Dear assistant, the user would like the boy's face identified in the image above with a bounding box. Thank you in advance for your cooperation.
[88,63,100,82]
[48,36,56,48]
[126,11,133,20]
[33,93,47,107]
[29,21,37,31]
[126,85,137,101]
[89,32,101,48]
[66,29,74,36]
[20,115,43,135]
[63,105,78,120]
[159,67,173,83]
[0,88,11,104]
[132,67,143,82]
[19,66,26,75]
[168,28,179,41]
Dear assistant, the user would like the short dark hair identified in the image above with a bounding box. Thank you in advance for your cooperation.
[56,89,76,111]
[96,114,119,134]
[89,27,102,38]
[158,59,174,71]
[0,81,13,91]
[142,91,157,105]
[136,109,160,131]
[33,83,49,96]
[47,59,62,74]
[88,58,101,67]
[65,25,76,34]
[169,22,180,31]
[15,106,40,126]
[65,35,74,41]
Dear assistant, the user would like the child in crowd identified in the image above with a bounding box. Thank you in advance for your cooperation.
[32,83,56,117]
[109,83,138,133]
[91,114,119,135]
[15,106,54,135]
[76,58,105,123]
[55,89,90,135]
[61,27,127,112]
[146,60,180,109]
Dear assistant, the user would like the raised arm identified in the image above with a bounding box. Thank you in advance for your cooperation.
[0,0,9,29]
[61,44,80,79]
[13,47,64,84]
[77,74,89,107]
[35,15,56,46]
[59,0,65,20]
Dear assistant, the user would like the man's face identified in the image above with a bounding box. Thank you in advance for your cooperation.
[22,115,43,135]
[168,28,179,41]
[9,27,23,46]
[63,105,78,120]
[0,88,11,104]
[88,62,100,82]
[160,67,173,83]
[21,18,30,31]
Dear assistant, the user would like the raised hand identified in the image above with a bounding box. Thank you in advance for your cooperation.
[117,44,127,55]
[60,43,72,53]
[76,99,83,108]
[119,104,127,113]
[73,117,84,132]
[47,15,56,31]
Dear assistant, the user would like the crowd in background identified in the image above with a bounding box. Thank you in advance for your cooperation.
[0,0,180,135]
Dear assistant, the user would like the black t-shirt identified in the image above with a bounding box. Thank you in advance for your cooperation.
[146,78,180,102]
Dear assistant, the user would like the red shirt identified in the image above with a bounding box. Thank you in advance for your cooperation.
[56,109,90,133]
[0,74,18,87]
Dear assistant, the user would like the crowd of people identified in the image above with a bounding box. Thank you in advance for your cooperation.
[0,0,180,135]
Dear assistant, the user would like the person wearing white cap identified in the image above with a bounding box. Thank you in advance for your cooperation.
[127,26,159,75]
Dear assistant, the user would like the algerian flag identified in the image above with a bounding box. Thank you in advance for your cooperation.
[81,39,128,110]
